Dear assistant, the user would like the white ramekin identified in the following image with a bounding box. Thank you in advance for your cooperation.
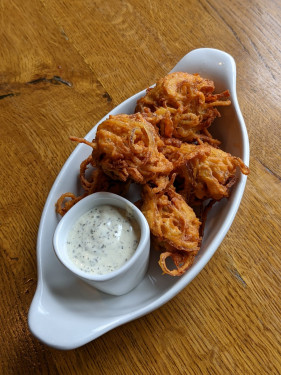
[53,192,150,295]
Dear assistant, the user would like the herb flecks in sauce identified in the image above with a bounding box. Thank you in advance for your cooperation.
[67,205,140,275]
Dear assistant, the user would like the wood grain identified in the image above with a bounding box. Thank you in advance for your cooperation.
[0,0,280,374]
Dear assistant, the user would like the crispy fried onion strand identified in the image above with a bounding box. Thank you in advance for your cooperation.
[159,251,196,276]
[55,192,85,216]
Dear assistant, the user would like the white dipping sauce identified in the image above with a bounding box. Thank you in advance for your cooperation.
[67,205,140,275]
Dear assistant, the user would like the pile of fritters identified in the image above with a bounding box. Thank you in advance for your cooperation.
[56,72,249,276]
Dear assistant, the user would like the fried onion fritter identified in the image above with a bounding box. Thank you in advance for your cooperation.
[163,142,249,201]
[184,146,249,201]
[91,113,173,184]
[136,72,230,143]
[140,185,201,276]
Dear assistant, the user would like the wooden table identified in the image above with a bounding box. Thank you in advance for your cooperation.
[1,0,280,374]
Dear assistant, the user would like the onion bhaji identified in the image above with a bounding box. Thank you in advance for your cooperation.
[163,143,249,201]
[136,72,230,144]
[91,113,173,184]
[56,71,249,277]
[141,185,201,276]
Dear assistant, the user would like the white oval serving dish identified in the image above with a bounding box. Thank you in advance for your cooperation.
[28,48,249,350]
